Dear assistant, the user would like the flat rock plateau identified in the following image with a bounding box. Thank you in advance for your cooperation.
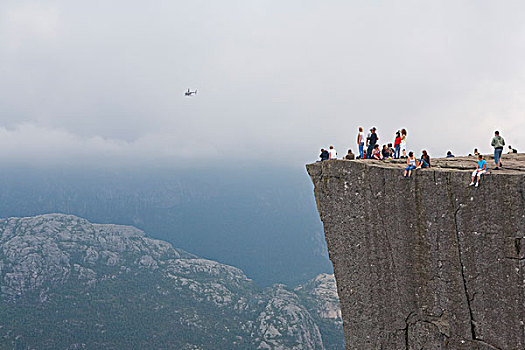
[307,153,525,350]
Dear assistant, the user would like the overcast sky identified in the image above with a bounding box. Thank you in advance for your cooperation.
[0,0,523,167]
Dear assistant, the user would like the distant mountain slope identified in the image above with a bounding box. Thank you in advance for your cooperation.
[0,214,343,349]
[0,166,331,286]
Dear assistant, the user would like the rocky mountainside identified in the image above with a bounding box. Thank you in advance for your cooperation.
[0,214,343,349]
[0,166,332,287]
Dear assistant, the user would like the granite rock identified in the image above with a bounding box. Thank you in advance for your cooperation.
[307,154,525,349]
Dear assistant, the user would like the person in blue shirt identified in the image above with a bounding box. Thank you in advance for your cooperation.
[470,154,487,187]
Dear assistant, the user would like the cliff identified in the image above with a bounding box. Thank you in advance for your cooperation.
[307,154,525,350]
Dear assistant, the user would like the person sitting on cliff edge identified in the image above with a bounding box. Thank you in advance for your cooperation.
[319,148,329,161]
[372,144,383,160]
[328,145,337,160]
[403,151,417,177]
[417,150,431,169]
[470,154,487,188]
[345,149,355,160]
[508,145,518,154]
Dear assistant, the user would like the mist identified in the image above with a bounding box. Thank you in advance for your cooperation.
[0,1,523,167]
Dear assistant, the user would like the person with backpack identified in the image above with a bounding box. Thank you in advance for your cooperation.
[470,154,487,187]
[491,130,505,169]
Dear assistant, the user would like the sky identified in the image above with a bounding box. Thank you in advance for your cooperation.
[0,0,523,167]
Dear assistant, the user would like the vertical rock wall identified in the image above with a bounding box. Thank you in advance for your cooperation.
[307,157,525,350]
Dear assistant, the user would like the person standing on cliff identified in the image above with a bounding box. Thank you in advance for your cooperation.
[357,127,365,159]
[470,154,487,187]
[394,131,401,159]
[491,131,505,169]
[366,127,379,159]
[400,129,407,158]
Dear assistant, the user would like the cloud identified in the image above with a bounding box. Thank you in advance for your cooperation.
[1,3,59,50]
[0,1,523,167]
[0,123,227,166]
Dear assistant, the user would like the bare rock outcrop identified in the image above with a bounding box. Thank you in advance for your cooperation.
[0,213,343,349]
[307,154,525,349]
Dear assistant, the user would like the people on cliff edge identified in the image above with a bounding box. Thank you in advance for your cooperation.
[319,148,329,161]
[403,151,417,177]
[372,145,383,160]
[394,131,401,159]
[328,145,338,160]
[417,150,431,168]
[508,145,518,154]
[357,127,365,159]
[446,151,455,158]
[470,154,487,187]
[381,145,390,159]
[366,127,379,159]
[388,143,394,158]
[473,148,480,156]
[491,130,505,169]
[365,130,371,157]
[400,129,407,158]
[345,149,355,160]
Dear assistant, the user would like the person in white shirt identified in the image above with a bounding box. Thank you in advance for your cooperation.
[357,127,365,159]
[328,145,337,160]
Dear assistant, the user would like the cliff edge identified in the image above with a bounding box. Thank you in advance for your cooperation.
[307,154,525,350]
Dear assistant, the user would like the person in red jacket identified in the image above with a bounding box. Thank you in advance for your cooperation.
[394,131,401,159]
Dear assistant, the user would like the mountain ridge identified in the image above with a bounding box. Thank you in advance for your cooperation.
[0,213,343,349]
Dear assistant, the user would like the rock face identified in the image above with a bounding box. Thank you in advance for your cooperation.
[0,214,343,349]
[307,154,525,350]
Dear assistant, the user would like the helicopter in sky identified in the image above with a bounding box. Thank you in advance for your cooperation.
[184,88,197,96]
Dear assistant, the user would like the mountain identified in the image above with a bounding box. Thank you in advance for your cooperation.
[0,165,331,287]
[0,214,343,349]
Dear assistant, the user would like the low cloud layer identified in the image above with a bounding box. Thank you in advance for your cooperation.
[0,1,523,167]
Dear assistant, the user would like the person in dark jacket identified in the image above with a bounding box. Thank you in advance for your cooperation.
[366,127,379,159]
[381,145,389,159]
[320,149,329,161]
[419,150,431,168]
[387,143,395,159]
